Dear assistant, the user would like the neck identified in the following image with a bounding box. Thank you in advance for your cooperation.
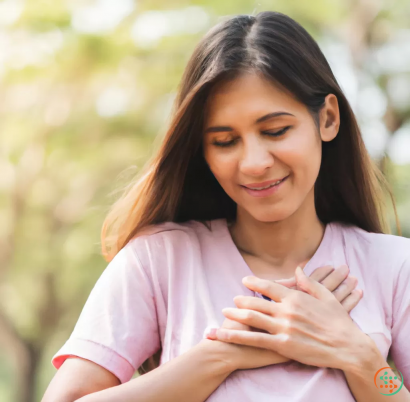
[229,189,325,275]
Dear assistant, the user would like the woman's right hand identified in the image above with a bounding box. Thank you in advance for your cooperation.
[274,264,362,311]
[205,264,362,371]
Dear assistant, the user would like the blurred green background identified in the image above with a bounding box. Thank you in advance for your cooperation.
[0,0,409,401]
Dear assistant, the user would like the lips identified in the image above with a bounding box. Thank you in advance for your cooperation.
[242,175,289,190]
[241,175,289,198]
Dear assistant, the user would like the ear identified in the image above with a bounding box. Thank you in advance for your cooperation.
[319,94,340,142]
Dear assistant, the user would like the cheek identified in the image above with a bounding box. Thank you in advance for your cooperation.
[279,134,322,182]
[205,150,238,185]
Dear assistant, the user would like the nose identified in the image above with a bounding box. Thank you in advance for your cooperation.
[239,136,274,176]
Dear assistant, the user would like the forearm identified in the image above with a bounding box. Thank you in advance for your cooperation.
[75,340,233,402]
[343,340,410,402]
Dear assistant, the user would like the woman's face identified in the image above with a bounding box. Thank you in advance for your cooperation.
[202,72,339,223]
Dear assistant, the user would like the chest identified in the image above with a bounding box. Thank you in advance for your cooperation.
[239,251,306,281]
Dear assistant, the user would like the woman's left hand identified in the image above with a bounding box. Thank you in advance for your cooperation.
[213,266,376,371]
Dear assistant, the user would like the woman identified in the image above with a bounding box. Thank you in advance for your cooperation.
[42,11,410,402]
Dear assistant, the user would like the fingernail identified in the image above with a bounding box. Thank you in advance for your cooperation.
[296,266,304,275]
[203,327,218,339]
[243,276,257,284]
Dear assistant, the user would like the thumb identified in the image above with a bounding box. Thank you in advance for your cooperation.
[274,277,296,288]
[295,266,333,301]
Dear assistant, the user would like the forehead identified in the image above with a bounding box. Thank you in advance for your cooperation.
[204,72,303,122]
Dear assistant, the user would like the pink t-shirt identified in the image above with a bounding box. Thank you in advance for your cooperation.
[52,218,410,401]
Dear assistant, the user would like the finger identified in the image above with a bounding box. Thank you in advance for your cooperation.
[320,264,349,292]
[204,326,218,340]
[233,295,278,315]
[309,265,335,282]
[341,288,363,312]
[222,317,252,331]
[295,266,334,302]
[222,307,281,334]
[274,265,335,288]
[242,276,291,302]
[204,318,253,340]
[274,277,296,288]
[332,275,358,302]
[214,327,287,350]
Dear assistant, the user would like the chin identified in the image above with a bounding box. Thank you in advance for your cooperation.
[248,206,295,223]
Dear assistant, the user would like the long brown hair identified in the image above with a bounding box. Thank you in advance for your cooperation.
[100,11,399,373]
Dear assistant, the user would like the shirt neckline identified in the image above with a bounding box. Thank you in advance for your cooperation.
[217,217,334,280]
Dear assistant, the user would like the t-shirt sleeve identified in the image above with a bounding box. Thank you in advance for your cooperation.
[390,252,410,391]
[51,238,161,383]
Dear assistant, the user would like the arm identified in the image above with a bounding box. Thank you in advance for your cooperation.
[42,341,232,402]
[343,341,410,402]
[343,253,410,401]
[75,340,233,402]
[44,338,287,402]
[44,237,290,402]
[42,357,121,402]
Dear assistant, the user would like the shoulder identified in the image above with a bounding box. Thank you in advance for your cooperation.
[333,221,410,275]
[125,219,219,272]
[342,222,410,252]
[128,219,214,250]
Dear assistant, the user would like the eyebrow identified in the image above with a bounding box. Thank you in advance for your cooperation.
[203,111,295,134]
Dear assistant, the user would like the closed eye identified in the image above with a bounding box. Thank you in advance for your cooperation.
[262,126,291,137]
[212,126,291,147]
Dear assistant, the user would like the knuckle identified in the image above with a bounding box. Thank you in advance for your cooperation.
[281,318,292,331]
[243,310,254,320]
[336,284,348,295]
[332,282,346,295]
[287,290,303,305]
[348,276,358,286]
[277,332,290,345]
[268,304,276,315]
[341,277,357,291]
[284,303,300,318]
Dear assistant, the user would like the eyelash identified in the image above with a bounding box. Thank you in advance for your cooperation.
[212,126,291,148]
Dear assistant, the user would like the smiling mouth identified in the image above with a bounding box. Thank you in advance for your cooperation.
[242,175,289,191]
